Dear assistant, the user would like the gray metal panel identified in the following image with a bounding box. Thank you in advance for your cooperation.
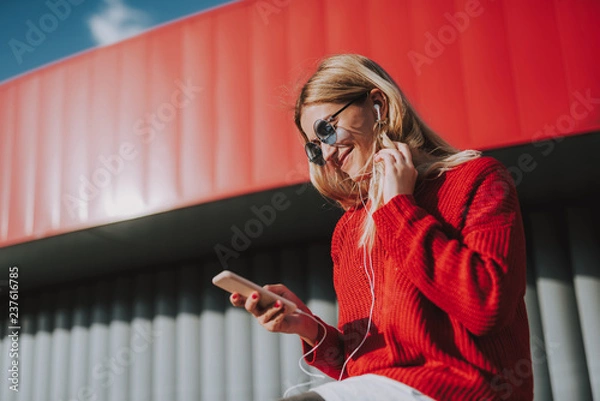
[50,291,71,401]
[251,252,282,400]
[225,259,254,401]
[90,281,110,401]
[3,227,597,401]
[177,264,201,401]
[567,207,600,400]
[153,270,177,401]
[306,243,337,389]
[68,287,90,401]
[200,262,227,401]
[280,247,310,396]
[529,211,593,400]
[0,240,423,399]
[109,278,131,401]
[524,258,553,401]
[1,312,16,401]
[32,293,53,401]
[130,274,154,401]
[17,309,35,401]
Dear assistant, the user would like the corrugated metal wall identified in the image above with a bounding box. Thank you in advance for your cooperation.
[2,0,600,248]
[526,206,600,401]
[1,244,336,401]
[2,206,599,401]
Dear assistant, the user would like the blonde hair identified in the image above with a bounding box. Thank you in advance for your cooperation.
[294,54,481,250]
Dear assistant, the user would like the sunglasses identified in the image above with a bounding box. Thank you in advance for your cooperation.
[304,93,368,166]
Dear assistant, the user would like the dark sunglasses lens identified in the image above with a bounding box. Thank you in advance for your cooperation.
[305,142,325,166]
[313,119,337,145]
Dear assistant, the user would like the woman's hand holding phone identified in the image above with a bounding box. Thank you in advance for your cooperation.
[229,284,320,346]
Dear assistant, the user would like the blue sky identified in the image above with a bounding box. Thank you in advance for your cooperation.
[0,0,236,83]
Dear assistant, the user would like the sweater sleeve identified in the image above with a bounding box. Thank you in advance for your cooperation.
[372,159,527,336]
[301,315,348,380]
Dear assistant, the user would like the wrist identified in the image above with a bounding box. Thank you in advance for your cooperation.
[299,316,320,347]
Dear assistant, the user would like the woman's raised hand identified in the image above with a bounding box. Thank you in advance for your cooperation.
[229,284,320,346]
[374,142,418,204]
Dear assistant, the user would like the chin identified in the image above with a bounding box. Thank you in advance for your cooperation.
[345,158,372,182]
[348,170,371,182]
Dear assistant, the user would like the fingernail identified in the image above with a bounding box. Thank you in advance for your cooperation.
[251,293,258,300]
[232,293,239,301]
[274,300,281,308]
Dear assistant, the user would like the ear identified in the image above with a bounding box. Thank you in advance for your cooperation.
[369,89,388,121]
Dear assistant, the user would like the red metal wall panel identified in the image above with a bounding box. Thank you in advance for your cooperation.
[1,0,599,246]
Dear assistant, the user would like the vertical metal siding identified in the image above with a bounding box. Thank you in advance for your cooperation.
[279,248,311,393]
[18,311,35,401]
[35,293,54,401]
[305,244,337,389]
[131,274,154,401]
[528,209,596,401]
[177,265,202,401]
[251,252,282,400]
[221,259,253,401]
[566,208,600,400]
[111,278,132,401]
[524,255,553,401]
[153,271,177,401]
[90,281,110,401]
[70,287,90,401]
[2,210,599,400]
[200,263,226,401]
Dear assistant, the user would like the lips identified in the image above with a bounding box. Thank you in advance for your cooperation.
[337,148,353,169]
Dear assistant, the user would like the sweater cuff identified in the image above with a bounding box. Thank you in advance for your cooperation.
[301,316,344,377]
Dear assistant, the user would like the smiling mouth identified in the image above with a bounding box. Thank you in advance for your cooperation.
[337,148,353,169]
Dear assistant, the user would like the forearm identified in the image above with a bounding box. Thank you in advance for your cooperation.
[373,193,526,336]
[298,316,320,347]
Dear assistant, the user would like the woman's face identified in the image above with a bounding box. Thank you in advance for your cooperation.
[300,96,379,181]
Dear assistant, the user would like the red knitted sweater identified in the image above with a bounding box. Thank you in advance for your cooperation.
[302,156,533,401]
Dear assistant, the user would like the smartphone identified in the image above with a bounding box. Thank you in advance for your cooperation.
[212,270,297,312]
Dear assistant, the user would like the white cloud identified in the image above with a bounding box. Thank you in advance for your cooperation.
[88,0,151,46]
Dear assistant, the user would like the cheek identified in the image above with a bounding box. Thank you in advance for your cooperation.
[355,138,374,160]
[334,127,352,142]
[347,147,372,174]
[350,122,375,148]
[355,112,376,134]
[357,149,372,166]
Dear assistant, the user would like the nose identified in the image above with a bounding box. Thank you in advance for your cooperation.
[321,143,338,162]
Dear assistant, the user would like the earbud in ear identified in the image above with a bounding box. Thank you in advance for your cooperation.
[374,104,381,121]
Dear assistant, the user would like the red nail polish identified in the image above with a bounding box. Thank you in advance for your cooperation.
[251,293,258,299]
[232,293,238,301]
[274,300,281,308]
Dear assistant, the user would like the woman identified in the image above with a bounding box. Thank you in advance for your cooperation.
[230,54,533,401]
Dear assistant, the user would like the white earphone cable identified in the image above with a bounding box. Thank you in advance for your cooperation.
[337,182,376,381]
[284,147,378,396]
[282,310,327,397]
